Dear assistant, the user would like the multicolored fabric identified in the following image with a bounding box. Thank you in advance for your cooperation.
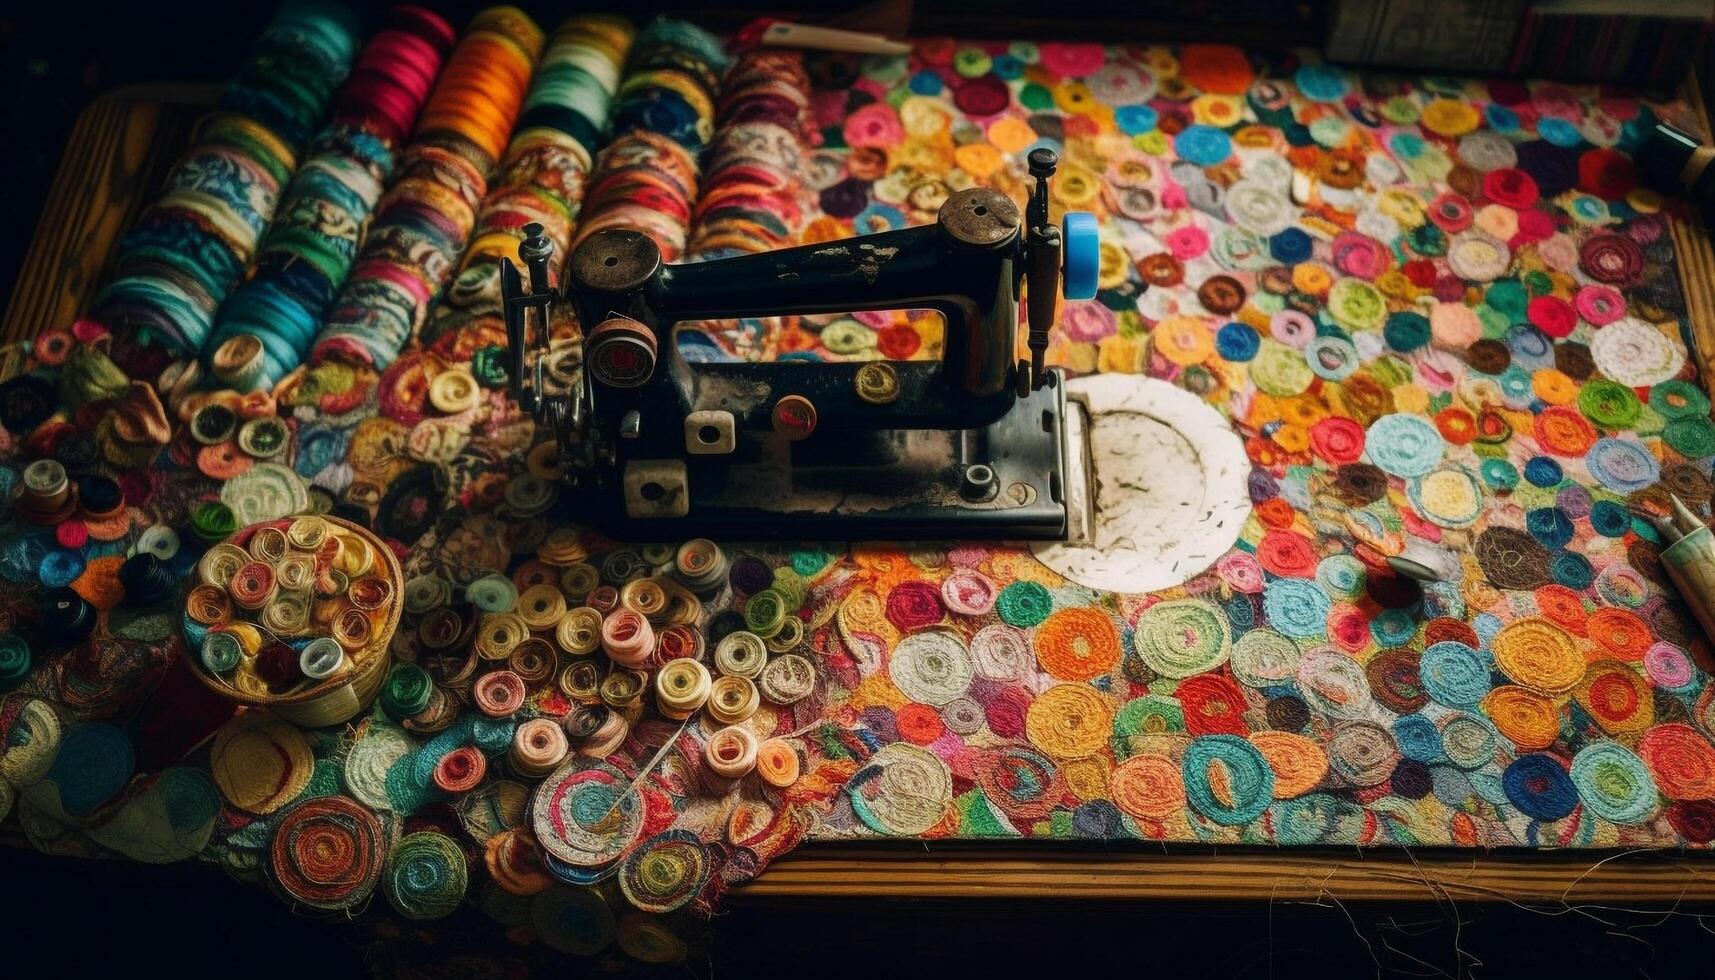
[4,35,1715,966]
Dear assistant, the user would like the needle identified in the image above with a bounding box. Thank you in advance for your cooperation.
[587,716,692,835]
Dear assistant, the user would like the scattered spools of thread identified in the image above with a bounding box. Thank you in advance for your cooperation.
[568,18,729,263]
[424,15,635,350]
[679,44,817,358]
[206,6,455,389]
[93,1,361,355]
[310,6,544,369]
[180,515,403,726]
[686,47,816,258]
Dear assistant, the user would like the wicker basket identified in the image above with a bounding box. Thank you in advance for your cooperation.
[180,515,404,728]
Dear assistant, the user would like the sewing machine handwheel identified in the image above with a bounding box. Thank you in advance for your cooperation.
[1061,212,1099,301]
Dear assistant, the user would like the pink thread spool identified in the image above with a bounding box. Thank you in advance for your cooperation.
[601,608,654,667]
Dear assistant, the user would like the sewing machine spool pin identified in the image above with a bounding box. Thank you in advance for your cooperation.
[500,150,1103,541]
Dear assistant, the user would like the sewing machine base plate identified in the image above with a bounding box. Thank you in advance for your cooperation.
[583,370,1072,542]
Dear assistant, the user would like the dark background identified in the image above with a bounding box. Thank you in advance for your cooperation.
[3,2,1714,976]
[10,843,1715,978]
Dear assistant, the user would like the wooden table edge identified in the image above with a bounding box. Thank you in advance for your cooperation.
[735,844,1715,902]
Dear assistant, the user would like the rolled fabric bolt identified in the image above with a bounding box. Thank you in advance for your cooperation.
[506,637,556,685]
[202,630,245,674]
[248,526,288,563]
[713,630,767,678]
[619,578,667,619]
[653,658,711,720]
[200,543,248,588]
[599,670,646,720]
[432,745,487,794]
[586,584,619,613]
[275,554,317,593]
[673,538,727,595]
[580,709,629,758]
[331,606,373,649]
[473,669,528,717]
[382,662,434,719]
[561,702,608,740]
[510,717,568,776]
[601,608,654,667]
[185,584,234,626]
[349,575,393,610]
[516,583,566,629]
[707,674,759,724]
[466,573,518,612]
[230,561,278,610]
[755,738,801,787]
[704,725,759,779]
[556,606,604,655]
[299,636,346,679]
[653,623,703,665]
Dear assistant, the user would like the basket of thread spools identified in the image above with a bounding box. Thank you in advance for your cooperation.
[179,514,403,726]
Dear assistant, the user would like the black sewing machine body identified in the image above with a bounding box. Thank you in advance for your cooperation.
[502,150,1098,541]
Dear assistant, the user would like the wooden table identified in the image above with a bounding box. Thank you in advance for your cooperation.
[9,85,1715,907]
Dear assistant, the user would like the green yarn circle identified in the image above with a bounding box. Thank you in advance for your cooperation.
[381,663,433,719]
[1132,599,1232,678]
[190,501,238,542]
[1664,416,1715,460]
[383,831,468,920]
[996,581,1053,627]
[1577,379,1642,429]
[744,588,788,638]
[1650,379,1710,420]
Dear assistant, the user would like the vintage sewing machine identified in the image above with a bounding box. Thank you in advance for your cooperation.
[500,148,1101,541]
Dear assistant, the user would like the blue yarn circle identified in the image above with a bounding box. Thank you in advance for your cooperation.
[44,722,135,819]
[1551,551,1594,589]
[1523,456,1563,487]
[1174,124,1232,166]
[1262,579,1331,639]
[1393,714,1446,763]
[1114,104,1157,134]
[1502,753,1579,821]
[1269,228,1313,264]
[1537,117,1583,147]
[1589,500,1633,537]
[1479,458,1519,491]
[1586,438,1661,493]
[908,70,944,95]
[1526,507,1575,549]
[1419,641,1491,708]
[40,549,85,588]
[1216,322,1261,361]
[1486,104,1520,131]
[1182,735,1275,826]
[1369,607,1416,647]
[1294,63,1349,101]
[1383,311,1431,352]
[1365,414,1445,478]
